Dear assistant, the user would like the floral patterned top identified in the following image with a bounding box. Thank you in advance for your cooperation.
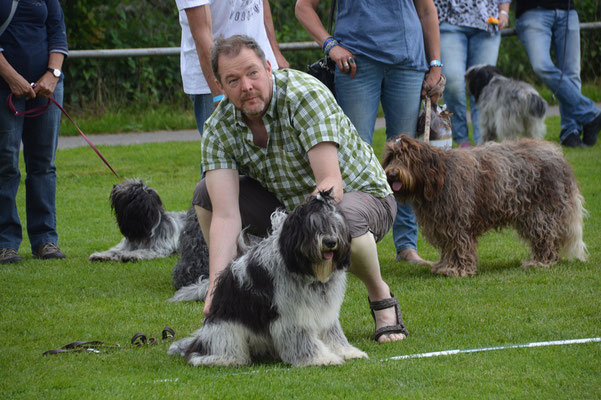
[434,0,511,33]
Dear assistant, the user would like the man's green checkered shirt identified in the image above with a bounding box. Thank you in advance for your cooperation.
[201,68,392,210]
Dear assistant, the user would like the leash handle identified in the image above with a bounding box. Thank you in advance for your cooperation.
[424,97,431,144]
[6,92,122,182]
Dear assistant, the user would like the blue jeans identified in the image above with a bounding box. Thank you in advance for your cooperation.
[439,22,501,145]
[0,79,64,251]
[335,55,423,253]
[190,93,213,175]
[516,8,600,142]
[190,93,214,137]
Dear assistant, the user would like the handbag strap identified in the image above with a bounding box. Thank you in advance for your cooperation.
[0,0,20,37]
[327,0,336,34]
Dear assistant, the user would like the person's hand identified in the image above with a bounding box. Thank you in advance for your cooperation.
[498,13,509,30]
[275,52,290,69]
[8,74,36,99]
[328,45,356,78]
[34,71,59,99]
[203,284,214,317]
[422,68,443,104]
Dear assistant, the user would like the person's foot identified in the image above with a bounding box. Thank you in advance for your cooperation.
[0,248,22,264]
[33,243,66,259]
[561,133,587,148]
[583,113,601,146]
[396,248,430,266]
[369,294,408,344]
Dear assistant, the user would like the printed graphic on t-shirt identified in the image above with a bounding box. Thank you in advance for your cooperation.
[228,0,261,22]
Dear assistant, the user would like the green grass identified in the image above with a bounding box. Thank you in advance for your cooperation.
[1,117,600,399]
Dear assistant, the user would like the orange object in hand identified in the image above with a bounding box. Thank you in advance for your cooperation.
[488,16,499,25]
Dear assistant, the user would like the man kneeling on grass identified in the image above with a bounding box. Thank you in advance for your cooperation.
[192,34,408,343]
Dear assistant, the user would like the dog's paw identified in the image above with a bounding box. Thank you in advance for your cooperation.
[89,252,113,262]
[338,346,368,361]
[303,351,344,367]
[432,262,475,277]
[521,259,555,269]
[119,254,142,262]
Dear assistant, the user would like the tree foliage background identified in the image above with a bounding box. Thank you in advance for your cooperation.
[60,0,600,113]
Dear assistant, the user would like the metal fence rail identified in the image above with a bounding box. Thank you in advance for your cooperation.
[68,21,601,59]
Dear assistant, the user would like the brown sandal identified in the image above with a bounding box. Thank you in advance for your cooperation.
[368,293,409,342]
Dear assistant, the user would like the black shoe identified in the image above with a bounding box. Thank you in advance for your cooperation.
[583,113,601,146]
[561,133,587,148]
[0,248,22,264]
[33,243,66,259]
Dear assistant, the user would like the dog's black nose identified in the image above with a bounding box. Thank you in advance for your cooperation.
[323,238,337,249]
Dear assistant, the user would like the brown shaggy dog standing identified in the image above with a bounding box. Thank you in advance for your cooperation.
[382,135,588,276]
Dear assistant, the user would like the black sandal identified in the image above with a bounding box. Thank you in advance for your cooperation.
[368,293,409,342]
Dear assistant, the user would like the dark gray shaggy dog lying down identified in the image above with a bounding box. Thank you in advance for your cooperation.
[88,179,209,299]
[382,135,588,277]
[168,190,368,367]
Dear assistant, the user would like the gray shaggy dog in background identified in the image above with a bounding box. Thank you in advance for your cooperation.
[169,189,368,367]
[89,180,209,298]
[382,135,587,277]
[466,64,547,142]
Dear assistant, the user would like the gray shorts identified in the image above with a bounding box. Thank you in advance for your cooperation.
[192,176,396,242]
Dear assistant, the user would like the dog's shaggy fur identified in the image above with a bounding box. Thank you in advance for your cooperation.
[168,190,368,367]
[382,135,587,276]
[466,64,547,142]
[89,180,209,298]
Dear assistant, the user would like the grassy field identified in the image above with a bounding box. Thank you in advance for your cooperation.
[1,116,600,399]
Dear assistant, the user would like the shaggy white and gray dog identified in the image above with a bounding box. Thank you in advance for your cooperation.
[168,190,368,367]
[89,180,209,298]
[466,64,547,142]
[382,135,588,277]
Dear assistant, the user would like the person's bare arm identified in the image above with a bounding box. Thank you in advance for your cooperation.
[0,52,35,99]
[34,52,65,98]
[307,141,344,203]
[202,168,242,315]
[414,0,442,103]
[263,0,289,68]
[295,0,356,77]
[185,5,222,104]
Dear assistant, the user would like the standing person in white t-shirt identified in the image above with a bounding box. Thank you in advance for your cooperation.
[176,0,289,144]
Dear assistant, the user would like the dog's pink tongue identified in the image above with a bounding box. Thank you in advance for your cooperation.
[323,251,334,260]
[392,181,402,192]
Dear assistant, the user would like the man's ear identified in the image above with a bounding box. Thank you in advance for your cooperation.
[215,79,223,91]
[265,59,272,75]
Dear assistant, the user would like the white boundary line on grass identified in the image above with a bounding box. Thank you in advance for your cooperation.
[382,337,601,361]
[153,337,601,383]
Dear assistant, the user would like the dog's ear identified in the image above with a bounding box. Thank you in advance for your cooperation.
[401,138,445,201]
[279,206,313,275]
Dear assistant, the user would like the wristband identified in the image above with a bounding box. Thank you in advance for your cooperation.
[500,10,509,17]
[322,37,335,51]
[324,39,339,56]
[429,60,443,68]
[213,94,225,103]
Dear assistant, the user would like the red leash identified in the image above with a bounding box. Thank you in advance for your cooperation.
[7,92,122,182]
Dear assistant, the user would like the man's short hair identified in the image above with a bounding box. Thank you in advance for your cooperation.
[211,35,268,83]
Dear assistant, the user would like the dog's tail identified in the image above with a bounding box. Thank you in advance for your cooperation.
[528,93,547,119]
[168,275,209,302]
[561,191,588,262]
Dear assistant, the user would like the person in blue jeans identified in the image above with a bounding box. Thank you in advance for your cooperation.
[515,0,601,148]
[296,0,443,268]
[0,0,68,263]
[434,0,510,147]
